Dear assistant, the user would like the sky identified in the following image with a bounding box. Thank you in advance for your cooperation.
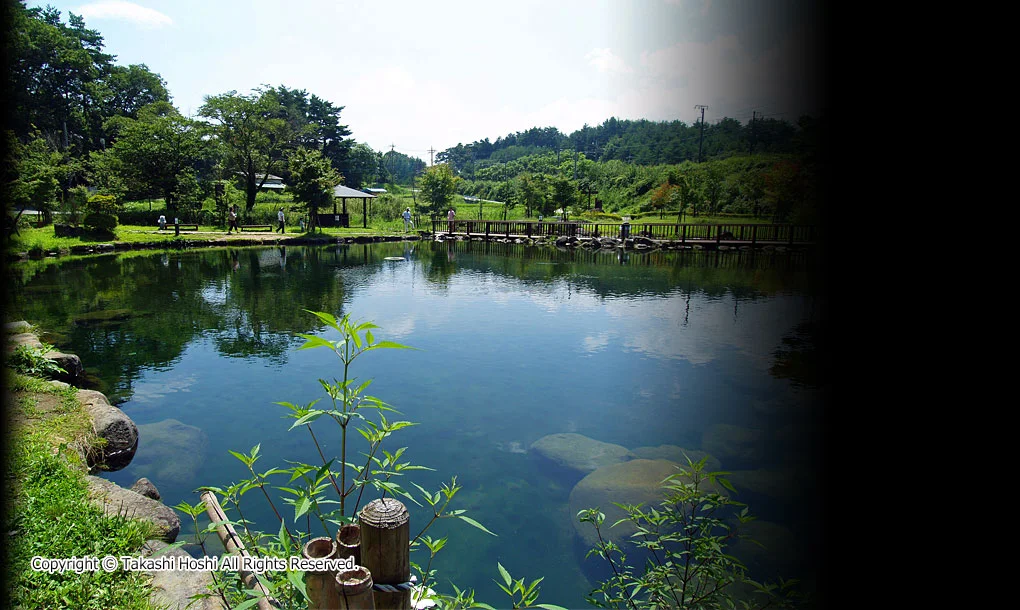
[30,0,828,163]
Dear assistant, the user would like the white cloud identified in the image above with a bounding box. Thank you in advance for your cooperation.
[585,48,632,74]
[76,1,172,28]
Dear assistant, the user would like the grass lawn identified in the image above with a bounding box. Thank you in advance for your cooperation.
[3,371,159,609]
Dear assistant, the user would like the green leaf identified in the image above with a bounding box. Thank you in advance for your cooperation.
[294,497,311,520]
[535,604,570,610]
[458,515,497,536]
[365,340,415,351]
[287,569,310,601]
[295,334,337,351]
[497,562,512,587]
[303,310,342,331]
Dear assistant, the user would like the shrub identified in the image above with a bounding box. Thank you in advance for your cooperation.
[87,193,120,215]
[83,212,118,233]
[8,344,66,379]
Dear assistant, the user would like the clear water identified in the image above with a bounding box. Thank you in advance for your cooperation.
[7,241,827,607]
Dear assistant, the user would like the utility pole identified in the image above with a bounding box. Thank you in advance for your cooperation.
[695,105,708,162]
[428,147,436,166]
[749,111,757,154]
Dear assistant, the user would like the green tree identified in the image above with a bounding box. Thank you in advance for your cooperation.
[101,63,170,120]
[289,147,341,233]
[517,173,547,218]
[6,137,61,221]
[674,171,701,223]
[764,161,803,223]
[198,89,294,211]
[650,182,677,219]
[5,5,114,154]
[549,176,577,219]
[107,102,210,214]
[418,163,459,219]
[342,142,380,188]
[702,167,723,215]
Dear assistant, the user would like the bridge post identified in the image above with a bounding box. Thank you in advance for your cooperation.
[751,224,757,246]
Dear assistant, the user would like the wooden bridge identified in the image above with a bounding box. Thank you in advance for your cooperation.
[430,219,817,248]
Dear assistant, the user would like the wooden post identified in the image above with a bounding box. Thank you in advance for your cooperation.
[363,200,367,229]
[485,222,490,238]
[358,498,410,610]
[336,566,376,609]
[788,224,795,246]
[751,224,757,246]
[199,491,278,610]
[337,523,361,566]
[303,537,342,610]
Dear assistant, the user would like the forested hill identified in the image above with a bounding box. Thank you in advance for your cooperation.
[437,115,824,175]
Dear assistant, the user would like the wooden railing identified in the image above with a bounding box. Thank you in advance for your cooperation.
[430,220,817,244]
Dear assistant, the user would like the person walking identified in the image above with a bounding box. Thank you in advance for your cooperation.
[447,207,456,233]
[277,208,285,234]
[402,207,412,233]
[227,205,238,234]
[157,214,167,231]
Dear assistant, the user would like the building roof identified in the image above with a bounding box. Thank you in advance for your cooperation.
[333,185,376,198]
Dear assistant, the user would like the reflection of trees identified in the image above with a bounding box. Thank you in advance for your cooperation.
[417,241,818,301]
[769,320,827,388]
[8,246,366,401]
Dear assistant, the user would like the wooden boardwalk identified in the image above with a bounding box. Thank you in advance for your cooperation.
[430,220,817,248]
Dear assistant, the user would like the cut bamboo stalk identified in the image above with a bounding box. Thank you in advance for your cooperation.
[358,498,411,610]
[336,566,376,609]
[199,490,278,610]
[302,536,342,610]
[337,523,362,566]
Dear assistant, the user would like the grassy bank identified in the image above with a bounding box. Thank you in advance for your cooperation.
[3,371,159,609]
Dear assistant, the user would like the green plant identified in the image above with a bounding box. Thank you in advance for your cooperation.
[579,456,805,609]
[197,311,495,607]
[8,344,66,379]
[5,433,156,609]
[83,212,118,233]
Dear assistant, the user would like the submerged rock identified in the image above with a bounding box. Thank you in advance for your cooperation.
[629,445,722,471]
[568,459,681,548]
[530,432,631,476]
[86,476,180,542]
[71,309,135,326]
[701,423,766,463]
[132,419,208,484]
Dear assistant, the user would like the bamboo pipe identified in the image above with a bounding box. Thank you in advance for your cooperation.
[302,536,342,610]
[199,490,279,610]
[337,523,361,566]
[358,498,411,610]
[336,566,376,609]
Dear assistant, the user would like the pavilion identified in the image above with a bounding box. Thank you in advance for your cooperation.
[322,184,376,228]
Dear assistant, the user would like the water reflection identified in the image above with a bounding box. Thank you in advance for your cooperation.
[6,242,827,606]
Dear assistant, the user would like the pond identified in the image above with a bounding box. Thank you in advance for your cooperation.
[7,240,828,608]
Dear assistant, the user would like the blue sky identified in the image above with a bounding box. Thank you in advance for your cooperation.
[32,0,827,162]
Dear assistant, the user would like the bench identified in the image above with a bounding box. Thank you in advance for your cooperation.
[240,225,273,232]
[159,224,198,231]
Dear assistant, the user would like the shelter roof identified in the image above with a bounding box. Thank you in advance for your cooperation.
[333,185,375,198]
